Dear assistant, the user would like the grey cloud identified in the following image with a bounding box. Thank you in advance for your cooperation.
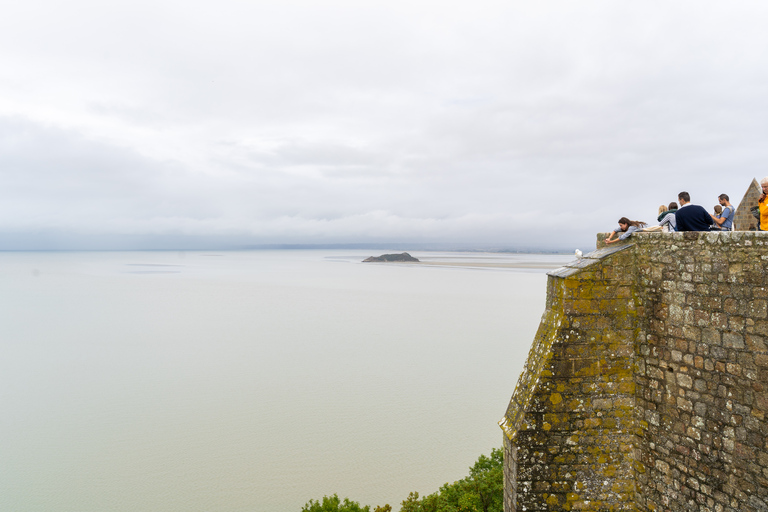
[1,1,768,250]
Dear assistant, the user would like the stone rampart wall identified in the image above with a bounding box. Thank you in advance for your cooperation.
[501,232,768,512]
[630,231,768,511]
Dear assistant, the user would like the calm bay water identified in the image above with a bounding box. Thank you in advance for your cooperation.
[0,250,571,511]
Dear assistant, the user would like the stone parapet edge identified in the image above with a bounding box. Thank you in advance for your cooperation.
[498,243,635,441]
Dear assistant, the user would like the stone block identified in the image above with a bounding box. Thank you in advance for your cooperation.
[746,335,767,353]
[749,300,768,319]
[723,332,746,349]
[702,328,721,345]
[677,373,693,389]
[683,325,702,342]
[754,321,768,337]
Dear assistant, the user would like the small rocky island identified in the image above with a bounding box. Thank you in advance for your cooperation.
[362,252,419,263]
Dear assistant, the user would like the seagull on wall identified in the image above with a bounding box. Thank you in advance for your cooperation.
[575,249,583,258]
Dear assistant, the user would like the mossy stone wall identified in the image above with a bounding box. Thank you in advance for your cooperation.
[501,231,768,512]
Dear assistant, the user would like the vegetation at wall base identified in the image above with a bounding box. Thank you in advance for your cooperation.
[301,448,502,512]
[301,494,372,512]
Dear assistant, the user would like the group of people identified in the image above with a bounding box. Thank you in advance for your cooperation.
[605,180,768,244]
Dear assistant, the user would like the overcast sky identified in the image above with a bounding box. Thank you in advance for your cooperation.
[2,1,768,251]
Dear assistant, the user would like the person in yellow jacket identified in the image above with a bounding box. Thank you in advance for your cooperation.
[760,177,768,230]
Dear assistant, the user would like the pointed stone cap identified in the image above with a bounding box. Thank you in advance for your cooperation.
[734,178,762,231]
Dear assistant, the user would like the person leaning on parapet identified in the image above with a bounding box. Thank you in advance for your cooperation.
[605,217,647,244]
[674,191,714,231]
[710,194,734,231]
[658,201,678,232]
[759,177,768,230]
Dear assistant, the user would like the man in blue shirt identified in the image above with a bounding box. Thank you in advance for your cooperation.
[711,194,734,231]
[675,191,715,231]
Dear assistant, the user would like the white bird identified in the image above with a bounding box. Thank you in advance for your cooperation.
[575,249,583,258]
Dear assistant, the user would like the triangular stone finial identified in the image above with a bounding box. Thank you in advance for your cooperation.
[734,178,762,231]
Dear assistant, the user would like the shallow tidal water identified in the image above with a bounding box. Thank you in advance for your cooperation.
[0,250,571,511]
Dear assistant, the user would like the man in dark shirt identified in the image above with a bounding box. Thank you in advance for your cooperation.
[675,191,715,231]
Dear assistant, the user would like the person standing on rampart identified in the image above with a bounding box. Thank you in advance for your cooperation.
[674,191,714,231]
[759,178,768,230]
[710,194,734,231]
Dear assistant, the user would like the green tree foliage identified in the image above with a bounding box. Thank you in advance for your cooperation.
[399,448,503,512]
[300,448,502,512]
[302,494,371,512]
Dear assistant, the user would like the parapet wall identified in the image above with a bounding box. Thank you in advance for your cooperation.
[500,231,768,512]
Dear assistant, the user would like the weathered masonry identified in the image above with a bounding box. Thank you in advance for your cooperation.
[500,232,768,511]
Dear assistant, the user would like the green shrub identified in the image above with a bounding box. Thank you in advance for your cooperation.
[301,448,503,512]
[301,494,371,512]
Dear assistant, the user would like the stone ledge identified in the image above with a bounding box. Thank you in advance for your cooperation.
[596,230,768,250]
[548,244,635,278]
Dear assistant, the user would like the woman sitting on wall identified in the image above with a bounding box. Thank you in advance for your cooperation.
[605,217,648,244]
[659,202,678,232]
[658,202,678,222]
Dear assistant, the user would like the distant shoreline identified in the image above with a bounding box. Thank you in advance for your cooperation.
[359,255,571,270]
[416,261,566,269]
